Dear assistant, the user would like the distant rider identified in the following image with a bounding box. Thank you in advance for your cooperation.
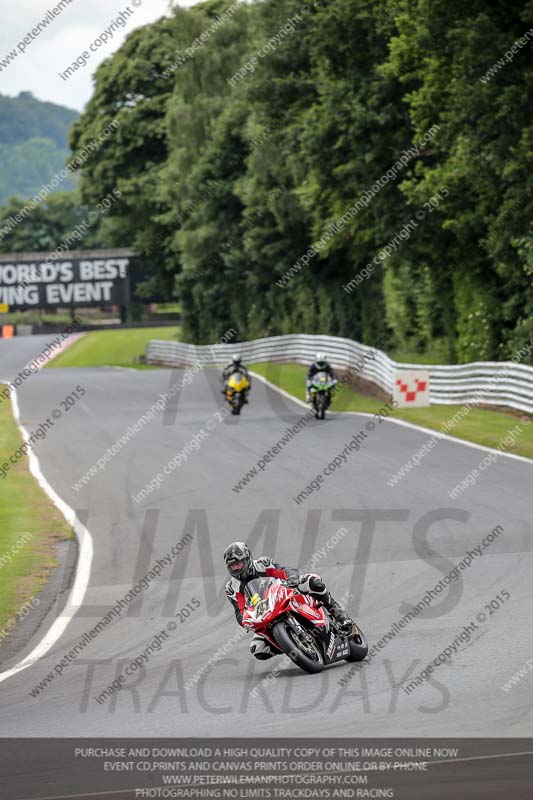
[224,542,355,660]
[306,352,337,403]
[222,354,251,403]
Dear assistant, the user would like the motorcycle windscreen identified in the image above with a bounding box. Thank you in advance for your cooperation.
[311,370,332,389]
[244,577,277,603]
[243,577,282,623]
[227,371,249,391]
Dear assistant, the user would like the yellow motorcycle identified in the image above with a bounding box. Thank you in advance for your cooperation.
[225,371,250,415]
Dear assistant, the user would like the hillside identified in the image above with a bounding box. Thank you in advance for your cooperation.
[0,91,78,205]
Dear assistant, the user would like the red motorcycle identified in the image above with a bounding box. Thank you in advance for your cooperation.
[242,576,368,674]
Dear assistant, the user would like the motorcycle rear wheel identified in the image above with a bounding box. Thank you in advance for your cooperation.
[272,620,324,674]
[345,624,369,662]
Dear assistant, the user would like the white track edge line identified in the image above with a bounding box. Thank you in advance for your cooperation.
[0,384,94,685]
[250,371,533,466]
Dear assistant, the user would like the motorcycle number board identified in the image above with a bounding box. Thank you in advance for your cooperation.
[393,369,430,407]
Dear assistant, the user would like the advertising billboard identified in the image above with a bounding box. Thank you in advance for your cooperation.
[0,249,133,309]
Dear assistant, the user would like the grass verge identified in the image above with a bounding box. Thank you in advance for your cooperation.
[0,390,72,645]
[250,362,533,460]
[47,326,180,369]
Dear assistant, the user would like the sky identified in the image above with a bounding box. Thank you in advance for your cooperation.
[0,0,202,112]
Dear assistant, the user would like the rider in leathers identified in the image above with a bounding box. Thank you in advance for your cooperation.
[224,542,354,660]
[306,353,337,403]
[222,354,251,402]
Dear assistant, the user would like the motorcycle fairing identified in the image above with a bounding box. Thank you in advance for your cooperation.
[289,594,328,627]
[227,371,249,393]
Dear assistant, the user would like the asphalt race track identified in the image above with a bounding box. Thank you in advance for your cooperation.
[1,335,532,741]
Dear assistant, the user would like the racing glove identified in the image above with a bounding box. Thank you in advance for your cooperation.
[297,574,326,594]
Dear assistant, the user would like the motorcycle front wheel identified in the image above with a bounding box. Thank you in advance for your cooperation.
[272,620,324,674]
[316,396,326,420]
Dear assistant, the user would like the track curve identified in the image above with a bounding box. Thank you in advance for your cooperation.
[0,339,532,737]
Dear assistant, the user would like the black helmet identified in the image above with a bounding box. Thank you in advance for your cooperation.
[224,541,254,580]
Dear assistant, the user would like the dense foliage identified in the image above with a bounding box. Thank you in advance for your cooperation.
[0,191,121,254]
[7,1,533,362]
[0,92,78,205]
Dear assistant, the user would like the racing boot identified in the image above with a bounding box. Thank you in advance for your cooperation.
[304,576,355,637]
[322,593,355,637]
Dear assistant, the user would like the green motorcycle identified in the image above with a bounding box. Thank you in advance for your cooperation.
[309,371,337,419]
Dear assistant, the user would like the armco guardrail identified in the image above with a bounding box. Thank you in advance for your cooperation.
[146,334,533,414]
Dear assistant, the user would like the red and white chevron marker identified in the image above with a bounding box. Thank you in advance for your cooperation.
[393,369,431,407]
